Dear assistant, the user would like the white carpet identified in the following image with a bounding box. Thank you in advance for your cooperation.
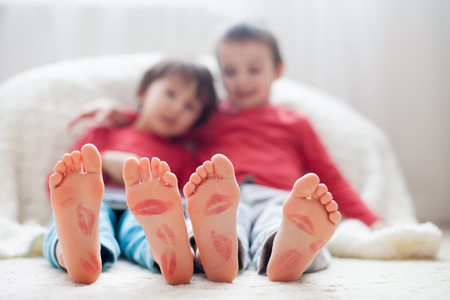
[1,230,449,300]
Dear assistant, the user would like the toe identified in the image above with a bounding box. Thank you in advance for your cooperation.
[189,173,202,185]
[140,158,151,181]
[81,144,102,174]
[319,192,333,205]
[314,184,328,197]
[150,157,160,178]
[329,211,342,225]
[62,153,73,172]
[202,161,214,177]
[71,151,82,172]
[158,160,171,175]
[183,182,196,198]
[211,154,235,179]
[54,160,67,175]
[291,173,320,198]
[325,200,338,212]
[49,172,64,189]
[196,165,207,180]
[123,157,141,187]
[162,171,178,188]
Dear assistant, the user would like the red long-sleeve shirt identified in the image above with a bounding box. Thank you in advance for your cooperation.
[194,103,380,226]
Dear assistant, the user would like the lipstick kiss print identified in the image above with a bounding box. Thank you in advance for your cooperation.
[161,250,177,276]
[80,251,100,275]
[77,204,95,236]
[288,214,314,235]
[211,230,232,261]
[156,224,177,245]
[205,194,231,215]
[131,199,170,215]
[280,249,301,271]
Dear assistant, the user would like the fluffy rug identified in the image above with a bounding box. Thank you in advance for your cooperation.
[1,229,449,300]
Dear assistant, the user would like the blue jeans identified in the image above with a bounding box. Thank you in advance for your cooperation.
[43,202,160,273]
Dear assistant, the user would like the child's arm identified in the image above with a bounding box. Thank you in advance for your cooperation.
[67,98,134,130]
[296,117,383,227]
[102,150,140,186]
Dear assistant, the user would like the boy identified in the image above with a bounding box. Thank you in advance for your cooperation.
[190,23,381,281]
[43,59,217,285]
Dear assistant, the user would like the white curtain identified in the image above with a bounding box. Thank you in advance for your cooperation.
[0,0,449,226]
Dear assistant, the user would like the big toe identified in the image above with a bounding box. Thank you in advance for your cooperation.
[291,173,320,198]
[81,144,102,174]
[123,157,141,187]
[211,154,235,179]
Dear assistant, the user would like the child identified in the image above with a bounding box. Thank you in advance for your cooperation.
[187,22,382,281]
[43,59,218,285]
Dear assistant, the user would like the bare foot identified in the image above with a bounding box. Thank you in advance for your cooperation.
[123,157,193,285]
[183,154,240,283]
[49,143,104,284]
[266,173,341,282]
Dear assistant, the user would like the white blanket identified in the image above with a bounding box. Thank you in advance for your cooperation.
[0,52,441,260]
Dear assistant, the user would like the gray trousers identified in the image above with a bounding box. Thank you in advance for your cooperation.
[186,183,331,275]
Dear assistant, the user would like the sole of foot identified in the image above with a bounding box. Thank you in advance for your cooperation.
[184,154,240,283]
[49,143,104,284]
[266,173,341,282]
[123,156,193,285]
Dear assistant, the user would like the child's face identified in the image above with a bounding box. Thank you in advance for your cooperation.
[138,74,203,138]
[217,40,283,110]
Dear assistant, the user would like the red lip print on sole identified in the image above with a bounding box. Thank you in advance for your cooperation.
[211,231,232,261]
[288,214,315,235]
[156,224,177,245]
[80,251,100,275]
[280,250,302,271]
[131,199,170,215]
[160,250,177,276]
[77,205,95,236]
[205,194,231,215]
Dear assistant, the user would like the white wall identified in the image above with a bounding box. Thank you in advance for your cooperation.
[1,0,449,226]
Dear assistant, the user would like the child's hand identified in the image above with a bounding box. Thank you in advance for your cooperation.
[67,98,131,130]
[102,150,141,186]
[371,219,388,230]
